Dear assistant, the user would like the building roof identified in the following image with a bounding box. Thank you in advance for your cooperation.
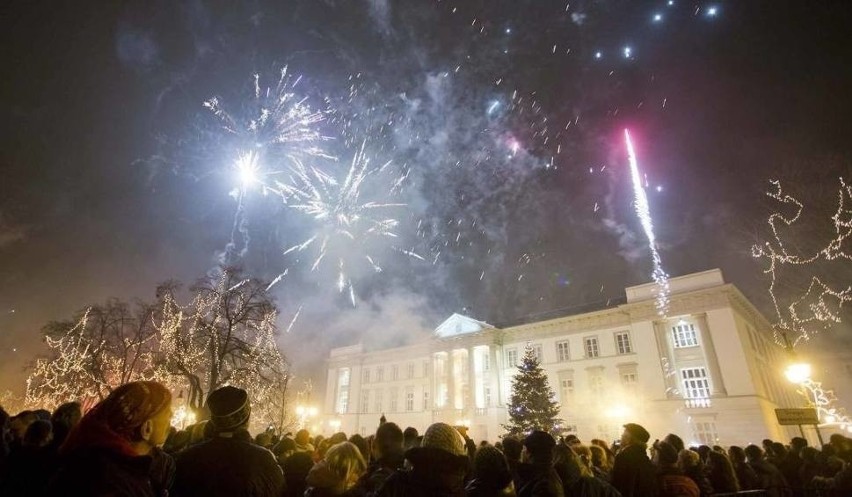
[434,313,495,338]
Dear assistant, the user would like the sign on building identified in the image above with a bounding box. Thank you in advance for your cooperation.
[775,408,819,426]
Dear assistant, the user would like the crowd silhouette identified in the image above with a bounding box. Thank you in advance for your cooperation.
[2,380,851,496]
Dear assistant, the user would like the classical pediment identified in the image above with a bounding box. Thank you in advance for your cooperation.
[434,313,495,338]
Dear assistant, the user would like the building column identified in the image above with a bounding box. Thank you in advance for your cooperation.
[489,344,500,407]
[467,346,477,412]
[696,313,728,396]
[447,349,456,411]
[653,321,678,399]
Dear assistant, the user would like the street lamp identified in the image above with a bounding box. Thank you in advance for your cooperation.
[784,362,812,385]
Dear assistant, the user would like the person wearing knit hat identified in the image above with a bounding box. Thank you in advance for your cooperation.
[45,381,175,496]
[173,386,285,497]
[612,422,660,497]
[376,422,470,497]
[516,431,564,497]
[465,445,515,496]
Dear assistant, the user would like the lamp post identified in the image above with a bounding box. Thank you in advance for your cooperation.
[784,361,825,445]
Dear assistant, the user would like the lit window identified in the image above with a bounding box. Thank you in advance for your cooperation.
[482,351,491,371]
[621,372,638,388]
[681,367,711,399]
[615,332,632,354]
[363,368,370,384]
[423,390,430,410]
[584,337,600,358]
[407,363,415,379]
[336,368,350,413]
[692,421,718,445]
[389,387,398,412]
[405,389,414,411]
[673,322,699,348]
[374,390,383,413]
[361,390,370,413]
[392,365,399,381]
[376,367,384,382]
[505,348,518,367]
[589,370,605,397]
[484,386,492,406]
[560,378,574,402]
[556,341,570,362]
[531,344,543,363]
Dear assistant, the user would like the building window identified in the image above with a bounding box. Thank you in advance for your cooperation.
[374,390,383,413]
[482,350,491,372]
[484,386,492,407]
[336,368,350,414]
[589,370,605,397]
[392,365,399,381]
[584,337,600,358]
[556,341,570,362]
[423,390,430,410]
[505,348,518,367]
[681,367,711,399]
[673,322,699,348]
[376,367,384,382]
[361,390,370,413]
[615,332,633,354]
[407,363,415,379]
[530,344,543,363]
[560,378,574,402]
[692,421,718,445]
[363,368,370,384]
[405,389,414,411]
[389,387,399,412]
[621,372,638,389]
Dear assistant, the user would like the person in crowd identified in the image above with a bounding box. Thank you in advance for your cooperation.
[678,449,713,497]
[744,444,791,497]
[256,431,274,450]
[47,402,81,455]
[284,450,315,497]
[798,446,820,490]
[588,444,613,482]
[376,421,470,497]
[663,434,685,454]
[611,423,658,497]
[728,445,760,491]
[781,438,806,496]
[295,429,315,453]
[456,425,478,461]
[502,436,523,487]
[0,419,55,496]
[45,381,174,497]
[553,444,620,497]
[8,410,38,452]
[705,450,739,494]
[356,421,404,495]
[653,441,699,497]
[349,434,369,462]
[172,386,285,497]
[0,407,10,473]
[305,441,367,497]
[273,436,296,467]
[516,430,563,497]
[466,445,515,497]
[403,427,419,450]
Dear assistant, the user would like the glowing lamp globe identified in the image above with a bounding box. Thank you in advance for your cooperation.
[784,363,812,384]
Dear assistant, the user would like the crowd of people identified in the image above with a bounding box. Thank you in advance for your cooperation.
[2,380,852,496]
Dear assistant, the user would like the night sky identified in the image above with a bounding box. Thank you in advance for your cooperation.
[2,1,852,393]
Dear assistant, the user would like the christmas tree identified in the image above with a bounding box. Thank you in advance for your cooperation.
[503,344,562,436]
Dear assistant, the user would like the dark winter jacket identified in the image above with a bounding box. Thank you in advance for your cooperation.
[355,451,403,496]
[172,431,285,497]
[611,444,659,497]
[732,461,760,491]
[682,465,713,497]
[283,451,314,497]
[375,447,468,497]
[0,445,57,497]
[46,446,169,497]
[561,476,622,497]
[304,460,364,497]
[516,461,565,497]
[748,459,792,497]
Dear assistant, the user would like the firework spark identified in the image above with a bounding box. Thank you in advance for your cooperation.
[274,141,419,304]
[625,129,670,315]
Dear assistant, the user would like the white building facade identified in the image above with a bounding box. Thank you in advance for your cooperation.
[323,269,804,446]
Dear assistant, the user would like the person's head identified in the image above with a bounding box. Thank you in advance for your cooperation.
[553,444,591,486]
[564,434,581,447]
[348,433,369,461]
[408,422,470,480]
[697,445,711,462]
[653,440,679,468]
[663,433,685,453]
[206,386,250,434]
[295,429,311,446]
[374,421,403,460]
[255,431,273,448]
[330,431,348,445]
[473,445,512,490]
[588,444,610,471]
[790,437,808,454]
[523,431,556,465]
[324,441,367,491]
[706,450,735,476]
[800,446,819,463]
[274,436,296,459]
[23,419,53,448]
[9,410,38,442]
[64,381,172,456]
[770,442,786,459]
[761,439,774,452]
[744,444,764,463]
[620,423,650,448]
[502,436,522,462]
[403,426,419,449]
[728,445,746,464]
[678,448,701,472]
[50,402,82,444]
[572,444,592,469]
[829,434,850,452]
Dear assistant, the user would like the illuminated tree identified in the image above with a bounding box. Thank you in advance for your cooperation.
[503,344,562,437]
[155,268,291,432]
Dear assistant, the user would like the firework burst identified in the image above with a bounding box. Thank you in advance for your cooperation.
[272,141,419,304]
